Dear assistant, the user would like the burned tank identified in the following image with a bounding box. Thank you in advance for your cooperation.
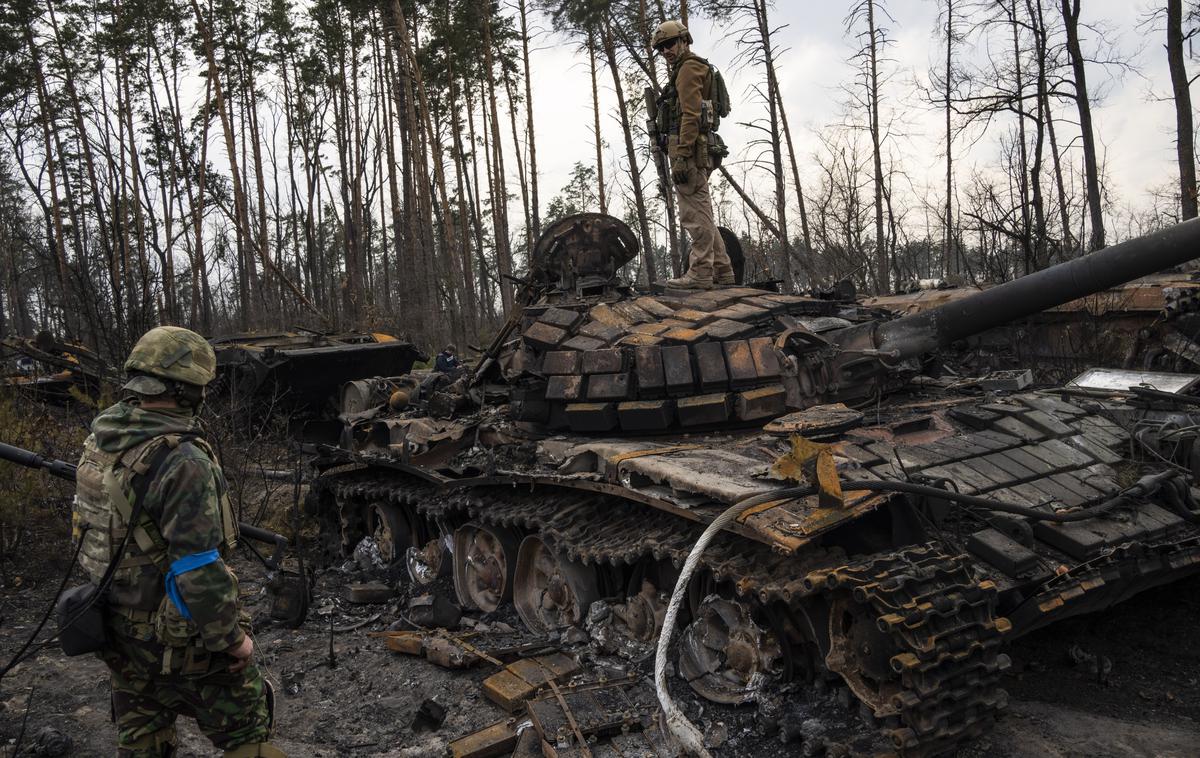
[209,330,425,429]
[308,214,1200,756]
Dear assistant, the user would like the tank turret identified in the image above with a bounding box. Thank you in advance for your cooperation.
[504,215,1200,433]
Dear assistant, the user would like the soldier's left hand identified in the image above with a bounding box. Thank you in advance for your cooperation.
[226,634,255,672]
[671,155,690,185]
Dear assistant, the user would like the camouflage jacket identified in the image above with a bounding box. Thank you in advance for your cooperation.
[73,401,243,652]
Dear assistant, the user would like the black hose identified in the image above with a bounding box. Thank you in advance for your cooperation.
[1129,385,1200,408]
[839,472,1180,523]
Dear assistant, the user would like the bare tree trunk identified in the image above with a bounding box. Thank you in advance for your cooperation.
[1060,0,1105,250]
[482,6,514,311]
[588,28,608,215]
[502,72,533,257]
[449,58,480,335]
[773,86,812,261]
[865,0,888,293]
[192,75,214,331]
[23,27,70,299]
[1025,0,1049,270]
[395,1,473,331]
[943,0,956,277]
[755,0,791,289]
[601,21,657,284]
[518,0,541,235]
[1006,0,1033,274]
[465,88,494,318]
[639,0,682,275]
[45,0,122,342]
[189,0,322,327]
[384,18,420,333]
[1029,0,1073,255]
[1167,0,1197,220]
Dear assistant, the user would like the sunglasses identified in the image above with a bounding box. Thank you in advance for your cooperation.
[654,38,679,53]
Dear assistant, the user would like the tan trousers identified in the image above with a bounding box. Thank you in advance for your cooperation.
[676,166,732,278]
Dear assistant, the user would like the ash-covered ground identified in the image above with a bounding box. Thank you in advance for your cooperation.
[3,515,1200,758]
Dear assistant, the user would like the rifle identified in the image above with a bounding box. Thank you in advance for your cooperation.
[645,86,671,196]
[0,440,309,627]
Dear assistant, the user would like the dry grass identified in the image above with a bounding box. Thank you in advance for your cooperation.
[0,390,92,562]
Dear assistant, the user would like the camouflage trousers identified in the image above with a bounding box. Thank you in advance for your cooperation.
[676,164,732,279]
[100,620,272,757]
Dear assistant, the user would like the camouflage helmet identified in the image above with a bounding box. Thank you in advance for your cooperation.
[651,20,692,50]
[123,326,217,394]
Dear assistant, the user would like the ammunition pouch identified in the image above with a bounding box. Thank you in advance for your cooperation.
[707,133,729,171]
[700,100,719,134]
[56,583,107,656]
[153,591,201,649]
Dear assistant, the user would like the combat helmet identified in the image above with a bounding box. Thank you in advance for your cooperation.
[123,326,217,395]
[651,20,692,50]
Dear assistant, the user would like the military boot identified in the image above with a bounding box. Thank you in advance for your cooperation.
[118,725,178,758]
[714,265,736,286]
[224,743,287,758]
[666,270,714,290]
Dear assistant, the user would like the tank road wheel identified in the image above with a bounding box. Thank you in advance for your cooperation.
[611,580,668,644]
[513,535,600,634]
[453,522,521,612]
[678,595,784,705]
[367,502,413,565]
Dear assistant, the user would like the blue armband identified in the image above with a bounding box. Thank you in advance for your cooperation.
[164,549,220,621]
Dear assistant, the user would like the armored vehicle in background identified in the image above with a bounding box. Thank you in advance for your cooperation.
[308,214,1200,756]
[210,331,424,425]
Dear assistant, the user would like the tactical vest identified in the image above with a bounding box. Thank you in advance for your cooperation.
[657,54,732,168]
[73,433,237,614]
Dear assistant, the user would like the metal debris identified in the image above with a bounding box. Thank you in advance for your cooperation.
[407,594,462,629]
[412,698,448,732]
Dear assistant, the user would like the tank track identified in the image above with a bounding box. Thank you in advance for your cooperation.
[318,471,1010,756]
[811,544,1012,757]
[319,469,841,603]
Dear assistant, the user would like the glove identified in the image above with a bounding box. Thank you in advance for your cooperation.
[671,154,690,186]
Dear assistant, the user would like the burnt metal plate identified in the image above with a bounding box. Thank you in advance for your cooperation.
[1068,368,1199,393]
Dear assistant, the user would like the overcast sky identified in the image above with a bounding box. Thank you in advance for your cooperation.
[519,1,1180,236]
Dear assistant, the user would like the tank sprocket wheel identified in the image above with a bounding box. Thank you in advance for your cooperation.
[453,522,521,612]
[513,535,600,634]
[806,544,1012,757]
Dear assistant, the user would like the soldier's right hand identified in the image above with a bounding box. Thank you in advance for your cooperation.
[226,633,255,672]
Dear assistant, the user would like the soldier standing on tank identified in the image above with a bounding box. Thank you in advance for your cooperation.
[652,20,735,290]
[72,326,283,757]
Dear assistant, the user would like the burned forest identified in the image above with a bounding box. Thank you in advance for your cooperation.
[5,2,1200,758]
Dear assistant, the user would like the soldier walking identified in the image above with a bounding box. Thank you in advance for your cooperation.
[652,20,735,290]
[73,326,283,757]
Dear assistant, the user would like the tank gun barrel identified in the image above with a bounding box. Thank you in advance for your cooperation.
[875,217,1200,360]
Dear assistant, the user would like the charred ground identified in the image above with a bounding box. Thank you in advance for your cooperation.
[2,509,1198,758]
